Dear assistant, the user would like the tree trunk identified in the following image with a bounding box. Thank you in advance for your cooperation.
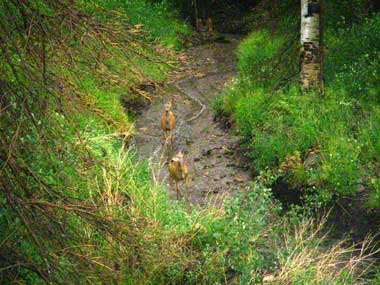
[300,0,324,92]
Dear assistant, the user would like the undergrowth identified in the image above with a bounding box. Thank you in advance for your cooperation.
[0,0,187,283]
[96,0,190,48]
[215,2,380,210]
[1,0,379,284]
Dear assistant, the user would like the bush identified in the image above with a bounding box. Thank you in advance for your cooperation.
[215,9,380,208]
[186,183,376,284]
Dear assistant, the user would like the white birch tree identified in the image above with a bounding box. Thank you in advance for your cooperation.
[300,0,324,91]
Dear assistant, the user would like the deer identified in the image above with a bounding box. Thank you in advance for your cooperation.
[168,151,190,201]
[206,17,214,37]
[160,101,175,149]
[196,18,203,33]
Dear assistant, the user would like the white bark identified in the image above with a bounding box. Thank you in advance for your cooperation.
[300,0,323,91]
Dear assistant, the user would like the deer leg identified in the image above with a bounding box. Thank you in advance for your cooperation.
[185,176,190,203]
[169,177,174,198]
[163,131,167,146]
[176,181,180,200]
[169,129,174,150]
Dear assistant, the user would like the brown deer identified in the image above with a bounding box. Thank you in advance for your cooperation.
[206,17,214,37]
[168,151,190,201]
[160,101,175,148]
[196,18,203,33]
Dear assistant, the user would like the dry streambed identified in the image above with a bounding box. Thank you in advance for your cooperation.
[132,36,251,205]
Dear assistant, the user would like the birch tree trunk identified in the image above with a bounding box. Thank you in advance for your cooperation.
[300,0,324,92]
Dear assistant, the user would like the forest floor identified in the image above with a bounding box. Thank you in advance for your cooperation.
[132,35,252,205]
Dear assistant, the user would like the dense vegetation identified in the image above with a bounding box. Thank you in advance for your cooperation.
[1,0,380,284]
[215,0,380,210]
[0,0,187,283]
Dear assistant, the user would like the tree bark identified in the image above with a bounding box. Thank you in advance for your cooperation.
[300,0,324,92]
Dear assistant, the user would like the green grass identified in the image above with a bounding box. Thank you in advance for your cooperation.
[215,10,380,209]
[2,0,379,283]
[94,0,190,48]
[0,0,188,283]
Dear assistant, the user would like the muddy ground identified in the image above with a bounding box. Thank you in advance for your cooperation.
[132,35,251,205]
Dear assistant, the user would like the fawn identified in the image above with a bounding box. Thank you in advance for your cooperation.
[206,17,214,37]
[160,102,175,148]
[168,151,190,201]
[196,18,203,33]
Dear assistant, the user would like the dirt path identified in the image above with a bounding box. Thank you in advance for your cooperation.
[133,35,251,206]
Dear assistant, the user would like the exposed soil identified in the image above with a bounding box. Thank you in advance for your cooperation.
[132,35,251,205]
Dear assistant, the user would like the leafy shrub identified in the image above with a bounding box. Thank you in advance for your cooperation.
[216,10,380,208]
[185,184,376,284]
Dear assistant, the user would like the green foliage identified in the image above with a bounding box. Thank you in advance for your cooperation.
[194,184,281,284]
[237,31,284,81]
[2,0,379,283]
[182,184,372,284]
[216,8,380,209]
[0,0,187,283]
[95,0,190,48]
[325,15,380,100]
